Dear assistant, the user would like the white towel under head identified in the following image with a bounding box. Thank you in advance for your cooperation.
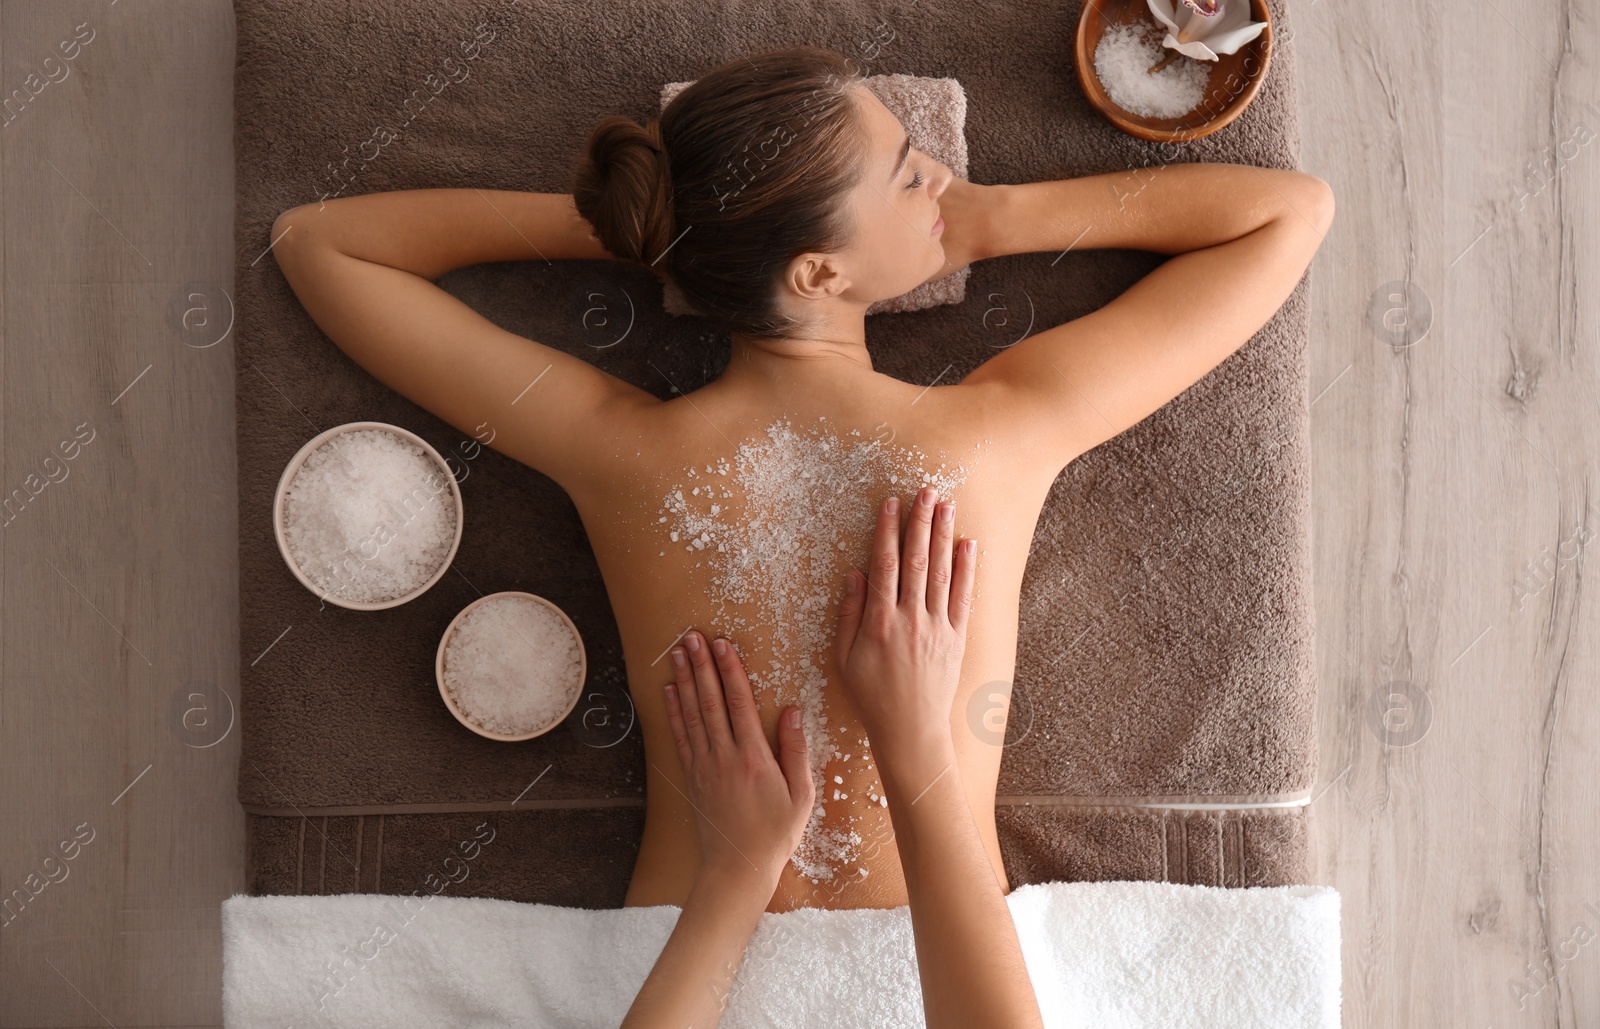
[221,879,1340,1028]
[655,73,972,319]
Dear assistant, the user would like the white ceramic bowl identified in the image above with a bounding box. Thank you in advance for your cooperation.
[435,591,588,741]
[273,421,464,611]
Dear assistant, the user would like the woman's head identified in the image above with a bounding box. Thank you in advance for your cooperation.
[570,45,952,344]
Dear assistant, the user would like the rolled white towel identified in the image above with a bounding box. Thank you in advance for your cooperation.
[221,879,1340,1028]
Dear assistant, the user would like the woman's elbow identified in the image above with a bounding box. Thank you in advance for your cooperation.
[269,207,309,266]
[1292,172,1336,236]
[270,202,342,262]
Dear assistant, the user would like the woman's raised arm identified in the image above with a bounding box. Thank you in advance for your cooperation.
[284,188,620,277]
[961,164,1334,467]
[270,190,656,493]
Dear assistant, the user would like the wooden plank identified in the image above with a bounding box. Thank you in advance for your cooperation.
[1299,0,1600,1024]
[0,3,241,1025]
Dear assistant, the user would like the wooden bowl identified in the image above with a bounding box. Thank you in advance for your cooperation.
[435,591,587,742]
[1075,0,1273,143]
[274,421,464,611]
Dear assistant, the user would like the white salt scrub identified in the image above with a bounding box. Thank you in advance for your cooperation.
[659,419,971,881]
[442,595,583,736]
[281,429,457,604]
[1094,21,1210,119]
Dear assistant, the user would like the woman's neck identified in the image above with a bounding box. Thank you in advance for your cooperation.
[723,327,875,391]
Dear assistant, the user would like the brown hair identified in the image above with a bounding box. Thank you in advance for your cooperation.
[570,45,868,341]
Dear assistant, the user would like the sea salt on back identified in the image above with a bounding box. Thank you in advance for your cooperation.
[658,419,971,881]
[281,428,458,604]
[442,595,584,737]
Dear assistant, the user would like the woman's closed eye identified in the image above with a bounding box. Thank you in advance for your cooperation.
[905,169,925,191]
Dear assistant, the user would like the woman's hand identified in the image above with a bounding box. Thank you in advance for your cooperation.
[663,630,814,883]
[831,488,976,772]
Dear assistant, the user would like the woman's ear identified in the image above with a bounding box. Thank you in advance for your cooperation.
[785,252,851,303]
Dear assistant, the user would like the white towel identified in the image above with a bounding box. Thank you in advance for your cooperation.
[222,879,1340,1028]
[656,73,971,318]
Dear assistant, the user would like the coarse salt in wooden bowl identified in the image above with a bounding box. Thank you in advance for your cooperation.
[273,421,464,611]
[435,591,587,742]
[1076,0,1273,143]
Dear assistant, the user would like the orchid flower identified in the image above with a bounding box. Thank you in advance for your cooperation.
[1146,0,1268,62]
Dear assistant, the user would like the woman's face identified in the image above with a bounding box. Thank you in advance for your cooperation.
[785,83,954,310]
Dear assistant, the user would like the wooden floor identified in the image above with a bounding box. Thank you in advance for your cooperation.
[1,0,1595,1025]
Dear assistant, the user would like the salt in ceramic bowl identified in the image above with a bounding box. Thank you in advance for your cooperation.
[273,420,464,611]
[435,591,588,742]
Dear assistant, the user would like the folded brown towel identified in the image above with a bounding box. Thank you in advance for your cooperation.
[234,0,1317,905]
[659,73,971,317]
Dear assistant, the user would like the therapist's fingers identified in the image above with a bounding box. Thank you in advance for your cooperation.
[711,637,765,752]
[672,642,710,756]
[898,487,938,608]
[775,705,813,809]
[663,648,703,772]
[926,499,955,619]
[949,537,978,635]
[864,495,901,619]
[833,568,867,671]
[683,631,735,752]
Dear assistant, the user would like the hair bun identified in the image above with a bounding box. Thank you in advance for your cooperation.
[570,116,676,270]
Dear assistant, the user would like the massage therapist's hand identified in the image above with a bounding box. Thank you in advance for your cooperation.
[663,630,814,882]
[623,631,812,1029]
[830,490,1043,1029]
[832,487,975,771]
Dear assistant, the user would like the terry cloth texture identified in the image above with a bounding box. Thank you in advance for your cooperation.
[659,73,972,317]
[221,881,1341,1028]
[234,0,1318,903]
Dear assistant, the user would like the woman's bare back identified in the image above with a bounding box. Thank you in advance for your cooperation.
[269,164,1331,911]
[570,369,1058,911]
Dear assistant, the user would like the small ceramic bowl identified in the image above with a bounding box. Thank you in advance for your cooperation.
[273,421,464,611]
[1076,0,1273,143]
[435,591,587,742]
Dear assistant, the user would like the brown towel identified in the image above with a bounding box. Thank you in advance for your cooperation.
[234,0,1316,905]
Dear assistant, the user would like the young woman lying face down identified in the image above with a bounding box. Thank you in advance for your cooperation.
[271,43,1332,915]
